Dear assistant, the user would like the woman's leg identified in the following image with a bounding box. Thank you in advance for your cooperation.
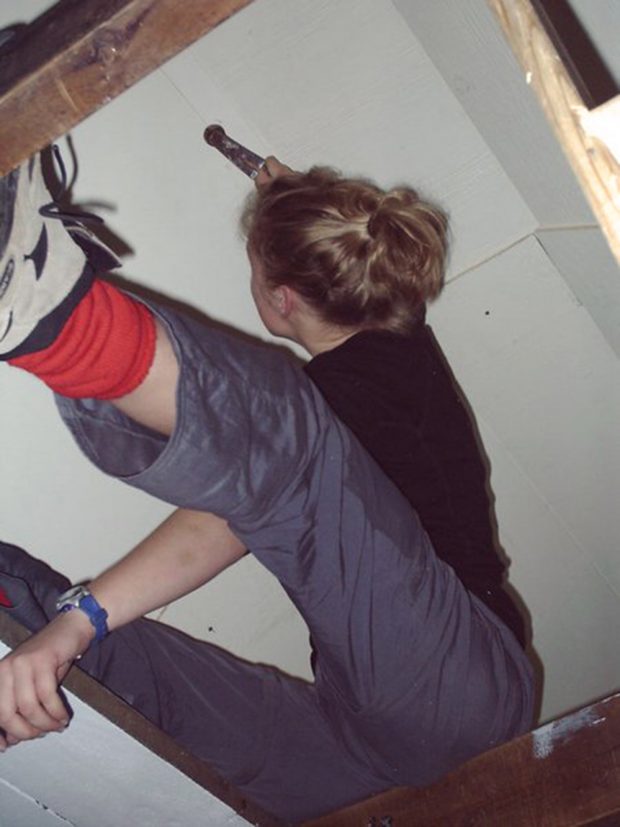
[1,151,175,435]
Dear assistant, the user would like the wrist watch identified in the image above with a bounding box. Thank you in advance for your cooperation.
[55,585,109,642]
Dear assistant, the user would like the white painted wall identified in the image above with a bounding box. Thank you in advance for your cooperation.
[1,3,619,796]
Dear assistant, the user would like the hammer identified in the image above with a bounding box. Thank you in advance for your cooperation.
[204,125,265,179]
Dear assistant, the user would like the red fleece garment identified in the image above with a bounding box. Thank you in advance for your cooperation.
[10,280,156,399]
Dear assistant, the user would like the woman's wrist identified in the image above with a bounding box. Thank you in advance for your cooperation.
[51,608,97,659]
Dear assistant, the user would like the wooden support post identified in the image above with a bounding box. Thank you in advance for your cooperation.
[487,0,620,265]
[0,0,255,176]
[304,691,620,827]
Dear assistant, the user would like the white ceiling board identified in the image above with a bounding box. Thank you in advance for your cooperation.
[429,236,620,597]
[536,227,620,358]
[0,641,253,827]
[392,0,595,228]
[474,418,620,721]
[163,0,537,277]
[430,235,583,366]
[544,568,620,697]
[60,70,259,324]
[472,311,620,595]
[0,779,71,827]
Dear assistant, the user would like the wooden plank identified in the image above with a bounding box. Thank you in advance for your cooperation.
[0,0,255,176]
[0,611,283,827]
[304,691,620,827]
[487,0,620,265]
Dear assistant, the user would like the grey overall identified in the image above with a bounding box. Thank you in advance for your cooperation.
[52,300,533,823]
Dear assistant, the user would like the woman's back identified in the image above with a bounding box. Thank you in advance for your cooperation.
[306,324,526,646]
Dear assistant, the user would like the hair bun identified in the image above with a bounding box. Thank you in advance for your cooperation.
[242,165,448,334]
[366,205,384,239]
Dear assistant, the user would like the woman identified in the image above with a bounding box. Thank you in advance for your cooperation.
[0,148,533,822]
[248,157,525,646]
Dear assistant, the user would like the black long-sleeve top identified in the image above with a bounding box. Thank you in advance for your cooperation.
[305,324,526,647]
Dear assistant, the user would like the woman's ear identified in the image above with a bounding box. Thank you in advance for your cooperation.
[272,285,294,317]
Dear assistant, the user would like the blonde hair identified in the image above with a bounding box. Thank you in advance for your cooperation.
[241,166,448,334]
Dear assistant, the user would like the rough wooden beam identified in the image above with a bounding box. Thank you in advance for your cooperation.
[304,691,620,826]
[486,0,620,265]
[0,0,255,176]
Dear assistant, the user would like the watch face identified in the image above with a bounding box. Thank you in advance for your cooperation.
[56,585,88,610]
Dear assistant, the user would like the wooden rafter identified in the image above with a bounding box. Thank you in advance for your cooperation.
[487,0,620,265]
[0,0,255,176]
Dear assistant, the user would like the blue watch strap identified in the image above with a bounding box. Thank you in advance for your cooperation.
[58,589,109,642]
[77,593,109,642]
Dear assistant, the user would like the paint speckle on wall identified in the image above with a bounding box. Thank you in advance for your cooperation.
[532,706,605,759]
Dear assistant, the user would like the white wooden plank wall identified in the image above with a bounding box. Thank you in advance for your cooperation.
[537,227,620,358]
[0,6,618,820]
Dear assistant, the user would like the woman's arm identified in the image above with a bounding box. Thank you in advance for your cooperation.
[90,508,245,630]
[0,508,246,750]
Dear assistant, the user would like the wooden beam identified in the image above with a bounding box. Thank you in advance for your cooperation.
[304,691,620,827]
[0,0,255,176]
[486,0,620,265]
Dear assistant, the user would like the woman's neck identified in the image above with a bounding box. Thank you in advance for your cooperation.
[306,329,357,357]
[290,313,359,357]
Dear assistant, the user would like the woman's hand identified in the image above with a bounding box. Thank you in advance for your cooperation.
[0,508,245,750]
[255,156,296,190]
[0,609,93,750]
